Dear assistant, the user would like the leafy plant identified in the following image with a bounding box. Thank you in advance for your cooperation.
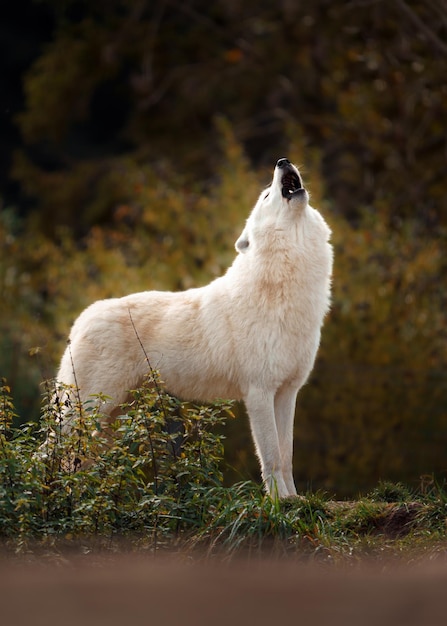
[0,374,233,550]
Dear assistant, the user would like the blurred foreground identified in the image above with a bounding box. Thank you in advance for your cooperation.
[2,554,447,626]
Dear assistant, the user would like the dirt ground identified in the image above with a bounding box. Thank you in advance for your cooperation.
[1,554,447,626]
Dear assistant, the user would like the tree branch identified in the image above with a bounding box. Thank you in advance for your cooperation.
[395,0,447,56]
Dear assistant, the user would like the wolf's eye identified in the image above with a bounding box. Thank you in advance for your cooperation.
[264,192,270,200]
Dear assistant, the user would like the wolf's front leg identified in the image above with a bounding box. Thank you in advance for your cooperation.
[274,382,299,497]
[244,386,289,499]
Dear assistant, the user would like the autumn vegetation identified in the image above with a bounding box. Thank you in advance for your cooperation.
[1,0,446,554]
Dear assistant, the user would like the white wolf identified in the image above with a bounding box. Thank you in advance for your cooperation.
[56,158,333,498]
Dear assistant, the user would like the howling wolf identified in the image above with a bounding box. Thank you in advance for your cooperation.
[56,158,333,498]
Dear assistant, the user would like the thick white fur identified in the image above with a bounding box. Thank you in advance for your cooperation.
[57,160,333,498]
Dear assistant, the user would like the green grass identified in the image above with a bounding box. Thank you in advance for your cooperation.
[1,379,446,563]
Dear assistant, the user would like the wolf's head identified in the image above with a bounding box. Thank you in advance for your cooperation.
[235,158,309,254]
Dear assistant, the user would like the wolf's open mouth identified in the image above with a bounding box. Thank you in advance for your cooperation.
[281,171,303,199]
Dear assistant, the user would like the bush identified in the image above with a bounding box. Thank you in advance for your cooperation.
[0,376,233,548]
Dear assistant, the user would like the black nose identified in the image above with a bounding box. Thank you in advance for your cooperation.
[276,158,290,169]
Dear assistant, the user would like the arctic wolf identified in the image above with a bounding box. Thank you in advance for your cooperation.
[57,158,333,498]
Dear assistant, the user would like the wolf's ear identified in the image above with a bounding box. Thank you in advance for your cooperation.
[235,234,250,254]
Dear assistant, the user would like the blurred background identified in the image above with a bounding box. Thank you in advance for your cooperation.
[1,0,446,497]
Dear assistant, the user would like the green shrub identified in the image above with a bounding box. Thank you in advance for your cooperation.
[0,376,233,548]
